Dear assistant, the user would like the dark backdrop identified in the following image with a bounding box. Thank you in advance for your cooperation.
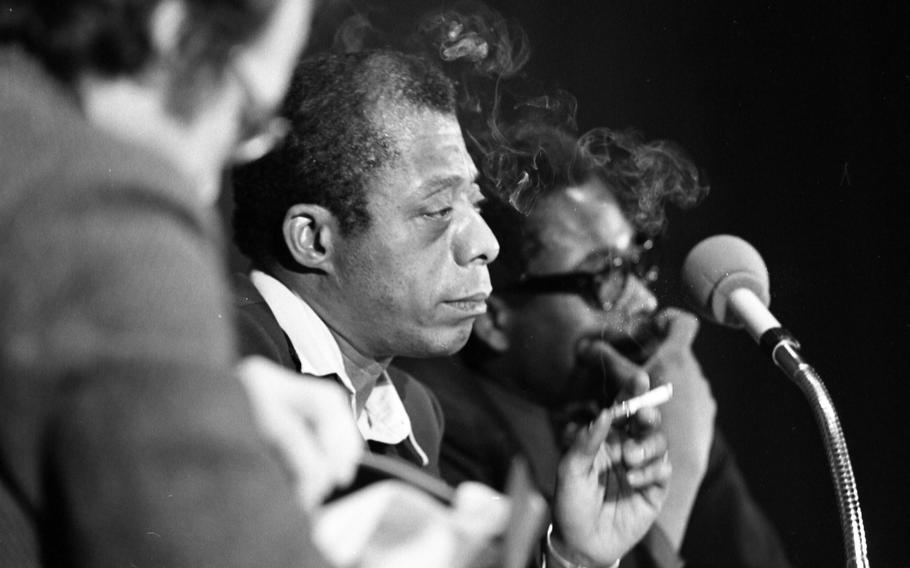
[493,4,910,567]
[223,1,909,565]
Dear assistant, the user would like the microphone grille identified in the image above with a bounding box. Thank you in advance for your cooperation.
[681,235,770,327]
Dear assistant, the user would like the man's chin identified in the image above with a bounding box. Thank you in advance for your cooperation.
[397,325,473,359]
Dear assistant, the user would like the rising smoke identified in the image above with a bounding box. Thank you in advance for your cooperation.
[327,1,708,234]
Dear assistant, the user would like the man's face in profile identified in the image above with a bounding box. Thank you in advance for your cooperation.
[499,177,659,405]
[328,107,499,359]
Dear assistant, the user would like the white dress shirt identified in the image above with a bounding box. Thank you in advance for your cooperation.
[250,270,428,465]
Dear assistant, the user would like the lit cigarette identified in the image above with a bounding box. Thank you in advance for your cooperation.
[609,383,674,420]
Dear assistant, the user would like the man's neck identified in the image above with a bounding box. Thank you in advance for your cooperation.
[330,329,392,414]
[271,266,393,413]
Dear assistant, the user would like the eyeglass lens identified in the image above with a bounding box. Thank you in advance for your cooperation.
[596,242,658,311]
[228,59,290,165]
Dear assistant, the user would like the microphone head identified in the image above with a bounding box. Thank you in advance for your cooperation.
[681,235,771,327]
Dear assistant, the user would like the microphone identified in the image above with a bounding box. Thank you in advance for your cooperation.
[680,234,775,340]
[681,235,870,568]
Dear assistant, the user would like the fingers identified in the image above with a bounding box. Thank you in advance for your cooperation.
[285,378,362,487]
[571,408,613,457]
[569,404,659,460]
[622,427,667,469]
[283,418,335,509]
[622,429,670,489]
[645,309,700,388]
[569,375,667,456]
[651,308,700,349]
[451,482,512,539]
[628,404,661,431]
[619,402,667,487]
[236,356,363,509]
[625,450,671,489]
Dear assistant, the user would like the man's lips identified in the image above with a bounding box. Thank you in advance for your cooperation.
[443,292,490,315]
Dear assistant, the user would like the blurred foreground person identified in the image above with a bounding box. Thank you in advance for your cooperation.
[0,0,363,566]
[399,124,793,568]
[231,49,672,568]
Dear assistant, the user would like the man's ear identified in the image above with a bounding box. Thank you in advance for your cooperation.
[472,295,512,353]
[282,204,338,272]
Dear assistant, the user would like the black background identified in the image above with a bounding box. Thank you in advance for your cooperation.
[225,1,910,565]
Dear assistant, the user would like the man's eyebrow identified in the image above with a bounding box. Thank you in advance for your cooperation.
[418,175,469,196]
[575,243,634,270]
[574,249,614,270]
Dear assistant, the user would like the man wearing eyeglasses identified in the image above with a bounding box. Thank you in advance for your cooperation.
[399,124,793,568]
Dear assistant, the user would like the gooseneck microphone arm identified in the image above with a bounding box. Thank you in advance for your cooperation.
[762,329,868,568]
[753,324,869,568]
[684,236,869,568]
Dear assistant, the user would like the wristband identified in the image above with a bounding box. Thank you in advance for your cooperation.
[544,524,620,568]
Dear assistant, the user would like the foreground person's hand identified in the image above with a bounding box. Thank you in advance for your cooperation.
[237,356,363,510]
[313,480,514,568]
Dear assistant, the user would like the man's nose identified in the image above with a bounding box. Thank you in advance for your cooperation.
[454,208,500,266]
[613,274,658,317]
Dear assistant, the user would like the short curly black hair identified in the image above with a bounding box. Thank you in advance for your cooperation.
[458,122,708,367]
[0,0,276,93]
[476,122,709,291]
[231,49,457,271]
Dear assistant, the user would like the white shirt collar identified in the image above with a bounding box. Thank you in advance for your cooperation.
[249,270,428,464]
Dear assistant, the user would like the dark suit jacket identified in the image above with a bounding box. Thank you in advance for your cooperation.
[398,355,794,568]
[0,48,327,567]
[231,273,445,476]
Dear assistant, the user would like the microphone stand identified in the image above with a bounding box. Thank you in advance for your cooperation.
[759,327,870,568]
[685,235,870,567]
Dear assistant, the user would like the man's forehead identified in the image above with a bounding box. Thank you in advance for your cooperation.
[379,108,477,183]
[373,101,455,134]
[530,180,635,268]
[359,105,480,213]
[383,108,464,149]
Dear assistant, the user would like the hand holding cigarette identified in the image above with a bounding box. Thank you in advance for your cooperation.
[552,369,673,567]
[607,383,674,422]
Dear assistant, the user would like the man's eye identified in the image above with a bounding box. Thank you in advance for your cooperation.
[588,254,622,274]
[424,207,453,220]
[470,184,486,214]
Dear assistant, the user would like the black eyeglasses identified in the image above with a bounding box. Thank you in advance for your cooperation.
[227,59,290,165]
[504,239,659,312]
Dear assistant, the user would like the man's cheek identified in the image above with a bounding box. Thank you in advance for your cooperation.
[569,353,618,405]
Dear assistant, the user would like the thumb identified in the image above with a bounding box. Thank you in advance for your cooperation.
[651,308,700,350]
